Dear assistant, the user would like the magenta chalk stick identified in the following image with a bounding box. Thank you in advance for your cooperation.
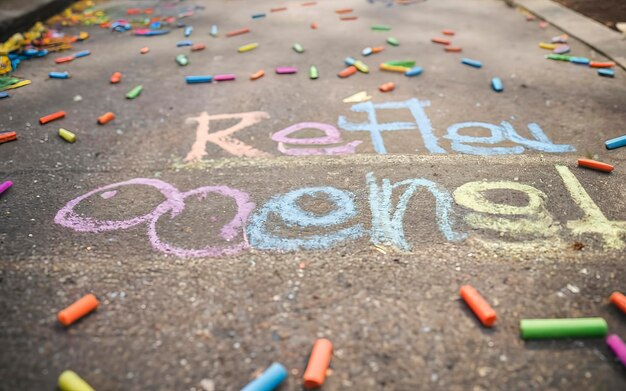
[276,67,297,74]
[0,180,13,195]
[607,334,626,367]
[214,74,236,81]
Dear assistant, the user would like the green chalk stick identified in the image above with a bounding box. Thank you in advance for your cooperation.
[309,65,318,79]
[386,37,399,46]
[384,60,415,68]
[520,318,608,339]
[176,54,189,66]
[546,54,571,61]
[293,43,304,53]
[371,25,391,31]
[126,85,143,99]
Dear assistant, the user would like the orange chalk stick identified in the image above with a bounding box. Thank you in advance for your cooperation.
[55,56,74,64]
[431,37,451,45]
[191,43,206,51]
[371,46,385,54]
[110,72,122,84]
[340,16,358,21]
[335,8,353,14]
[310,22,318,29]
[226,28,250,37]
[303,339,333,389]
[577,158,614,173]
[338,66,357,78]
[97,112,115,125]
[442,29,455,36]
[39,111,66,124]
[379,82,395,92]
[460,285,496,327]
[140,46,150,54]
[0,131,17,144]
[444,46,462,52]
[610,292,626,314]
[590,61,615,68]
[250,69,265,80]
[58,293,100,326]
[302,1,317,5]
[271,7,287,12]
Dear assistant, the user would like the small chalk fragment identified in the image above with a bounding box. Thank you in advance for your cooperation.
[539,42,557,50]
[607,335,626,368]
[353,60,369,73]
[444,46,462,52]
[491,77,503,92]
[553,45,570,54]
[598,69,615,78]
[404,66,423,77]
[238,43,259,53]
[134,29,169,36]
[605,134,626,150]
[344,56,356,66]
[210,25,218,37]
[271,7,287,12]
[176,54,189,66]
[110,72,122,83]
[184,26,193,37]
[0,180,12,196]
[97,112,115,125]
[385,60,415,68]
[293,43,304,53]
[380,63,409,73]
[49,71,70,79]
[371,46,385,54]
[214,74,236,82]
[40,111,66,125]
[303,339,333,389]
[442,29,455,36]
[387,37,399,46]
[362,47,373,56]
[250,70,265,80]
[191,43,205,51]
[371,25,391,31]
[74,50,90,58]
[241,363,287,391]
[539,21,548,28]
[0,131,16,144]
[546,54,571,61]
[186,75,213,84]
[611,292,626,314]
[379,82,395,92]
[335,8,353,14]
[310,22,318,29]
[58,293,99,326]
[570,57,590,65]
[177,40,192,47]
[226,28,250,37]
[126,85,143,99]
[309,65,319,79]
[551,34,568,43]
[520,318,608,339]
[461,58,482,68]
[431,37,450,45]
[338,66,357,78]
[343,91,371,103]
[340,16,358,21]
[58,370,95,391]
[577,158,613,173]
[0,91,9,99]
[55,56,74,64]
[460,285,497,327]
[140,47,150,54]
[302,1,317,5]
[590,61,615,68]
[276,67,297,74]
[58,128,76,143]
[252,13,266,19]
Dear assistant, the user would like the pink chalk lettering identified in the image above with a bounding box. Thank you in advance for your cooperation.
[272,122,362,156]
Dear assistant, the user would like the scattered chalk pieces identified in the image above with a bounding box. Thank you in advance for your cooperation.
[387,37,399,46]
[380,63,409,73]
[344,56,356,66]
[362,47,373,56]
[491,77,503,92]
[40,111,66,125]
[177,40,192,47]
[310,22,318,29]
[379,82,395,92]
[0,131,17,144]
[58,293,99,326]
[241,363,287,391]
[590,61,616,68]
[186,75,213,84]
[539,42,557,50]
[293,43,304,53]
[276,67,297,74]
[607,335,626,368]
[577,158,614,173]
[442,29,455,36]
[353,60,369,73]
[444,46,462,52]
[552,45,570,54]
[97,112,115,125]
[214,74,236,82]
[405,66,423,77]
[460,285,497,327]
[176,54,189,66]
[110,72,122,83]
[309,65,319,79]
[126,85,143,99]
[191,43,205,51]
[520,318,608,339]
[338,66,357,78]
[140,47,150,54]
[271,7,287,12]
[238,43,259,53]
[0,180,12,196]
[431,37,451,45]
[184,26,193,36]
[74,50,90,58]
[335,8,353,14]
[303,339,333,389]
[605,134,626,150]
[598,69,615,78]
[340,16,358,21]
[250,70,265,80]
[551,34,568,43]
[610,292,626,314]
[58,370,95,391]
[226,28,250,37]
[49,71,69,79]
[570,57,590,65]
[0,91,9,99]
[58,128,76,143]
[371,25,391,31]
[55,56,74,64]
[252,13,266,19]
[461,58,482,68]
[343,91,371,103]
[210,25,218,37]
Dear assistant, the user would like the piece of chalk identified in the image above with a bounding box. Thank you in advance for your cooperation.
[335,8,353,14]
[546,54,571,61]
[552,45,570,54]
[238,43,259,53]
[55,56,74,64]
[59,128,76,143]
[186,75,213,84]
[0,91,9,99]
[303,339,333,388]
[387,37,399,46]
[353,60,369,73]
[310,22,318,29]
[340,16,358,21]
[371,46,385,54]
[445,46,462,52]
[607,335,626,368]
[293,43,304,53]
[134,29,170,36]
[0,181,12,196]
[344,56,356,66]
[74,50,90,58]
[379,82,395,92]
[97,112,115,125]
[362,47,373,56]
[241,362,287,391]
[461,58,482,68]
[271,7,287,12]
[250,70,265,80]
[226,28,250,37]
[140,47,150,54]
[442,29,455,36]
[58,370,95,391]
[191,43,205,51]
[577,158,614,173]
[252,13,266,19]
[210,25,218,37]
[491,77,503,92]
[126,85,143,99]
[598,69,615,78]
[309,65,319,79]
[539,42,557,50]
[380,63,410,73]
[0,131,17,144]
[338,65,357,78]
[520,317,608,339]
[184,26,193,37]
[177,40,192,47]
[58,293,99,326]
[570,57,590,65]
[176,54,189,66]
[276,67,297,74]
[385,60,415,67]
[49,71,69,79]
[590,61,615,68]
[371,25,391,31]
[605,135,626,150]
[551,34,568,43]
[214,74,236,81]
[110,72,122,83]
[405,66,423,77]
[460,285,497,327]
[610,292,626,314]
[40,111,66,125]
[431,37,451,45]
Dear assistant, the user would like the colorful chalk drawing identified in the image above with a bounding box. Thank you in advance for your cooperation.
[271,122,362,156]
[55,166,625,257]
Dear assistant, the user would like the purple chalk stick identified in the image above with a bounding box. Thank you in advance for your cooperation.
[0,180,13,196]
[214,74,236,81]
[553,45,570,54]
[276,67,297,74]
[607,334,626,367]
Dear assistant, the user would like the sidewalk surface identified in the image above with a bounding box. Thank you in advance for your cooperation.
[0,0,625,390]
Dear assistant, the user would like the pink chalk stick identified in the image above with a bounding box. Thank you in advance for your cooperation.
[0,180,13,195]
[275,67,297,74]
[214,74,236,81]
[607,334,626,367]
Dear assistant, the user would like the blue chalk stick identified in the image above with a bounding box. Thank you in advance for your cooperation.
[241,363,287,391]
[49,71,69,79]
[344,56,356,66]
[185,75,213,84]
[210,25,218,37]
[150,21,161,29]
[0,92,9,99]
[569,57,590,65]
[252,13,266,19]
[184,26,193,37]
[135,29,169,36]
[362,47,372,56]
[177,40,193,47]
[605,134,626,150]
[74,50,90,58]
[598,68,615,78]
[405,66,423,77]
[461,58,482,68]
[491,77,503,92]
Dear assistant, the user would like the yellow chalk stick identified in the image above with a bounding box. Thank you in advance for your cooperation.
[58,370,95,391]
[539,42,557,50]
[379,63,410,72]
[238,43,259,53]
[58,128,76,143]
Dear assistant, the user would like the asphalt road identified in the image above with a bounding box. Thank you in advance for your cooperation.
[1,0,625,390]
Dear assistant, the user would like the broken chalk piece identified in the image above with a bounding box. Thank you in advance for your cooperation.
[379,82,395,92]
[343,91,371,103]
[577,158,614,173]
[309,65,319,79]
[110,72,122,83]
[610,292,626,314]
[177,40,192,47]
[210,25,218,37]
[445,46,462,52]
[186,75,213,84]
[362,47,373,56]
[553,45,570,54]
[605,134,626,150]
[271,7,287,12]
[405,66,423,77]
[184,26,193,37]
[276,67,297,74]
[539,42,557,50]
[293,43,304,53]
[238,43,259,53]
[241,362,287,391]
[371,25,391,31]
[340,16,358,21]
[353,60,369,73]
[520,318,608,339]
[590,61,616,68]
[461,58,482,68]
[387,37,399,46]
[55,56,74,64]
[58,370,95,391]
[40,111,66,125]
[191,43,205,51]
[384,60,415,67]
[126,85,143,99]
[0,180,12,196]
[303,339,333,389]
[310,22,318,29]
[344,56,356,66]
[97,112,115,125]
[226,28,250,37]
[442,29,455,36]
[252,13,266,19]
[551,34,568,43]
[74,50,91,58]
[0,131,17,144]
[491,77,503,92]
[176,54,189,66]
[460,285,497,327]
[546,54,571,61]
[338,66,357,78]
[431,37,451,45]
[58,128,76,143]
[598,69,615,78]
[335,8,353,14]
[372,46,385,54]
[49,71,69,79]
[140,47,150,54]
[250,70,265,80]
[0,92,9,99]
[607,335,626,368]
[58,293,99,326]
[214,74,236,82]
[570,57,590,65]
